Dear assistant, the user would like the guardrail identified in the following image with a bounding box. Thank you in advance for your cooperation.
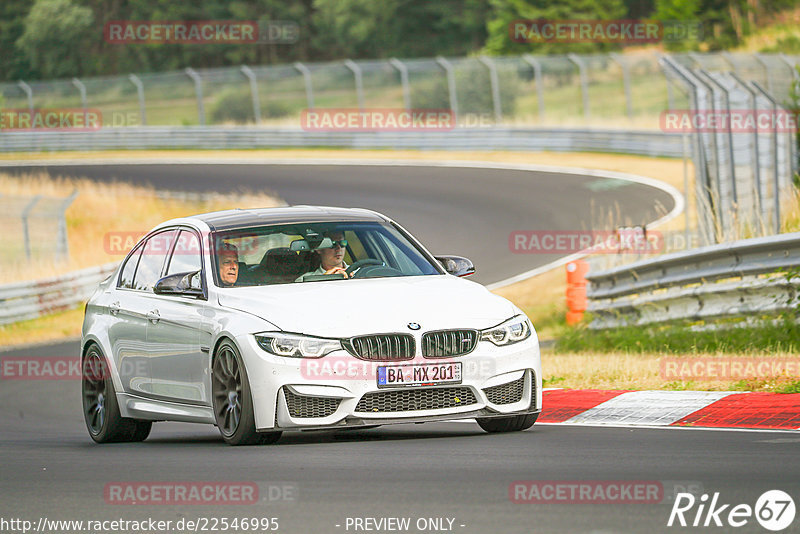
[0,127,685,158]
[586,232,800,329]
[0,262,118,325]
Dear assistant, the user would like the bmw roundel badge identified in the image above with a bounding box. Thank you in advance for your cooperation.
[407,322,421,330]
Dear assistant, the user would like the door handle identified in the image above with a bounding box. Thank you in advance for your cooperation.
[146,309,160,324]
[109,301,121,315]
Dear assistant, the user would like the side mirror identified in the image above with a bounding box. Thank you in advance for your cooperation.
[435,255,475,277]
[154,271,204,297]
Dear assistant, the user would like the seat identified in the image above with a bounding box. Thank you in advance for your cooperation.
[234,261,260,286]
[261,248,314,284]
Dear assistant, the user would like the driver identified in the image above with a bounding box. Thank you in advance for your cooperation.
[217,242,239,287]
[295,231,349,282]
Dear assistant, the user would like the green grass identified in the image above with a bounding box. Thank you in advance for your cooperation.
[555,314,800,354]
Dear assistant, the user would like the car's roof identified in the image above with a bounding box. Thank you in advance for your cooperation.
[189,205,389,231]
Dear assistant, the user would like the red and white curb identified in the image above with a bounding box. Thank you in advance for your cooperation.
[539,389,800,430]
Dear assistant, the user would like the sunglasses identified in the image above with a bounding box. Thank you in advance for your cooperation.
[327,239,348,249]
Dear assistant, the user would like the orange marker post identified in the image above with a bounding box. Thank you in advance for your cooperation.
[565,260,589,325]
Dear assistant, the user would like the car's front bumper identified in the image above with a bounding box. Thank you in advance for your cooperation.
[236,334,542,431]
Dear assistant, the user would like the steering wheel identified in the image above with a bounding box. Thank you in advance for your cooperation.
[345,259,385,277]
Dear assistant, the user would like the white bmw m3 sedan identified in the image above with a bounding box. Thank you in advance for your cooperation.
[81,206,542,445]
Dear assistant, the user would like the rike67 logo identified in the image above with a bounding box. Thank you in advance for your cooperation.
[668,490,795,531]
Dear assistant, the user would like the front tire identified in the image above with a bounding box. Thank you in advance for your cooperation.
[211,340,281,446]
[82,344,151,443]
[477,413,538,433]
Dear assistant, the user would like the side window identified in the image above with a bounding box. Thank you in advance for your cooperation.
[118,245,143,289]
[166,230,202,276]
[132,230,178,292]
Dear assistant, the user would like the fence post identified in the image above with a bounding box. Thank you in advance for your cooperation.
[240,65,261,124]
[687,52,704,68]
[567,53,590,121]
[343,59,365,112]
[72,77,88,127]
[72,78,87,110]
[683,132,691,248]
[610,53,633,119]
[698,70,738,210]
[751,81,784,234]
[56,190,79,260]
[660,55,715,245]
[752,54,773,94]
[184,68,205,125]
[719,51,738,74]
[479,56,502,124]
[728,72,764,230]
[688,71,723,240]
[17,81,34,117]
[522,54,545,121]
[128,74,146,126]
[436,57,458,122]
[389,58,411,111]
[657,53,676,110]
[690,70,733,239]
[778,54,798,81]
[293,62,314,110]
[21,195,42,259]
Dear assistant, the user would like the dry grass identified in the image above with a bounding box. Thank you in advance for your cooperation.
[0,171,283,284]
[0,307,84,349]
[782,186,800,233]
[541,348,800,392]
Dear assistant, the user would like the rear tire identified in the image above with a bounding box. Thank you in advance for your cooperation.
[82,344,151,443]
[477,413,538,433]
[211,339,282,446]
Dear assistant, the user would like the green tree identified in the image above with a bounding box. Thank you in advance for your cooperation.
[0,1,33,80]
[311,0,491,59]
[653,0,702,50]
[16,0,94,78]
[484,0,628,55]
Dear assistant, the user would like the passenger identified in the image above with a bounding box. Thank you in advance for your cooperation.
[296,231,349,281]
[217,242,239,287]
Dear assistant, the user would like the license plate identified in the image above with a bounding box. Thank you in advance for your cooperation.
[377,362,462,388]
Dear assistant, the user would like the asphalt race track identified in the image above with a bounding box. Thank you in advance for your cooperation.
[2,163,798,533]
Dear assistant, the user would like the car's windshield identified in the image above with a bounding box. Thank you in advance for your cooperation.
[211,221,441,286]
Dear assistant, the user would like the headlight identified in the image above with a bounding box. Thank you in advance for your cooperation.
[255,333,342,358]
[480,316,532,346]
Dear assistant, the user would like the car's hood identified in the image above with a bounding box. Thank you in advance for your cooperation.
[217,275,516,337]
